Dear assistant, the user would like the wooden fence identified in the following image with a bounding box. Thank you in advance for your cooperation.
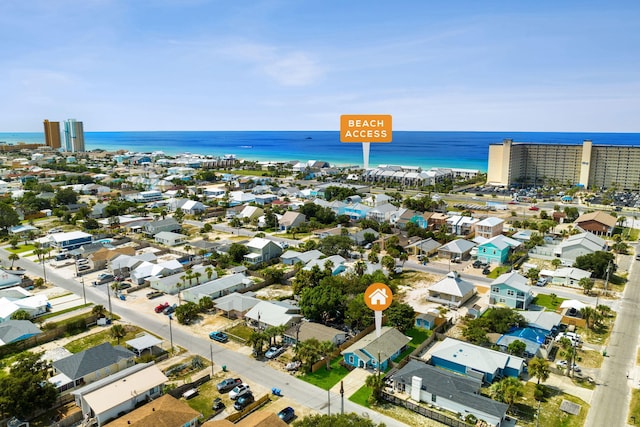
[309,323,377,373]
[382,392,470,427]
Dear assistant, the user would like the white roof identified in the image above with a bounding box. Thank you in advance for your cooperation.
[553,267,592,280]
[429,272,476,297]
[81,365,167,415]
[560,299,588,310]
[48,230,92,243]
[432,337,525,374]
[475,217,504,227]
[245,300,301,327]
[492,271,531,293]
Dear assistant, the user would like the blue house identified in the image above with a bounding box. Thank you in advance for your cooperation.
[341,326,411,371]
[415,312,438,330]
[496,327,549,358]
[430,337,526,384]
[476,235,521,265]
[339,203,370,221]
[490,271,534,309]
[47,231,93,251]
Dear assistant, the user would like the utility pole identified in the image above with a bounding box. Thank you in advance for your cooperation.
[210,343,214,377]
[169,314,174,355]
[340,380,344,414]
[327,389,330,416]
[81,277,86,305]
[604,260,612,296]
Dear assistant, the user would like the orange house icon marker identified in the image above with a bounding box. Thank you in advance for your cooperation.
[365,283,392,311]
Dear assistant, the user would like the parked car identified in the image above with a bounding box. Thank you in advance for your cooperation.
[77,258,89,265]
[146,290,164,299]
[115,282,132,290]
[217,378,242,393]
[472,260,483,268]
[536,277,549,287]
[163,303,177,315]
[529,205,540,211]
[209,331,229,343]
[78,265,90,271]
[285,360,301,371]
[155,302,170,313]
[182,388,198,400]
[233,392,254,411]
[265,346,285,359]
[278,406,295,423]
[212,397,225,414]
[229,383,251,400]
[94,273,114,285]
[482,267,491,275]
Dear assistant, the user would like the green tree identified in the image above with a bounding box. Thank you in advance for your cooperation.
[381,255,396,273]
[10,309,31,320]
[528,357,550,385]
[525,268,540,284]
[489,376,523,411]
[579,277,594,295]
[318,340,336,371]
[8,252,19,268]
[110,324,126,344]
[385,301,415,332]
[53,187,78,206]
[228,243,249,263]
[299,285,345,324]
[0,352,58,419]
[292,412,386,427]
[198,296,214,312]
[92,304,106,317]
[365,371,385,405]
[294,338,322,370]
[248,330,268,356]
[0,203,21,233]
[318,235,353,257]
[507,339,527,357]
[344,295,373,330]
[574,251,615,278]
[175,301,199,324]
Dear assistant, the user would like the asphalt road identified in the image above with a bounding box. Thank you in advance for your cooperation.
[0,249,407,427]
[585,253,640,427]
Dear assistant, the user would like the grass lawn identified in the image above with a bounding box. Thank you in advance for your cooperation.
[225,324,253,342]
[300,357,350,390]
[486,266,511,279]
[511,382,589,427]
[6,244,36,254]
[349,384,371,407]
[629,389,640,425]
[64,324,147,353]
[36,304,93,321]
[532,293,565,311]
[579,312,616,346]
[395,327,431,361]
[231,169,270,176]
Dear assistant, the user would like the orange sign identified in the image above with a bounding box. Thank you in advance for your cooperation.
[364,282,393,311]
[340,114,392,143]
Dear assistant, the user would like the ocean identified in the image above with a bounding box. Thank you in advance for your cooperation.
[2,130,640,172]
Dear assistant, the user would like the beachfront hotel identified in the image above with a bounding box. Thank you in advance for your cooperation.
[64,118,85,152]
[43,119,61,149]
[487,138,640,191]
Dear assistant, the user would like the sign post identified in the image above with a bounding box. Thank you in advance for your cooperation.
[364,282,393,338]
[340,115,392,169]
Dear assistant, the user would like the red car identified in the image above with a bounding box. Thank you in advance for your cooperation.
[154,302,170,313]
[529,205,540,211]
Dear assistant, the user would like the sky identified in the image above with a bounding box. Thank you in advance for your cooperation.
[1,0,639,132]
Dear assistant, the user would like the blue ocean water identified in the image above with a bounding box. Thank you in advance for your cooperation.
[2,130,640,172]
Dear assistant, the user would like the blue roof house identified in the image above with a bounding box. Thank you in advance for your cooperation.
[490,271,534,309]
[430,337,526,384]
[339,203,370,221]
[496,327,548,358]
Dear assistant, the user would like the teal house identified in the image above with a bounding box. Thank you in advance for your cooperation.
[341,327,411,370]
[489,271,534,309]
[476,235,521,265]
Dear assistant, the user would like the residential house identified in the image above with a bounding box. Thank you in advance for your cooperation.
[88,247,137,271]
[553,232,607,264]
[430,337,526,383]
[280,249,324,266]
[474,217,505,239]
[181,274,254,304]
[47,231,93,251]
[341,326,411,371]
[519,310,562,333]
[243,237,283,264]
[476,235,521,265]
[102,394,201,427]
[244,300,302,330]
[551,267,592,288]
[405,238,441,257]
[213,292,261,319]
[427,271,477,308]
[389,360,509,427]
[278,211,306,231]
[51,343,136,392]
[446,215,479,236]
[129,259,184,285]
[495,327,549,358]
[0,320,41,345]
[489,271,534,309]
[175,199,206,215]
[228,191,255,206]
[366,203,400,223]
[72,363,167,427]
[350,228,379,246]
[395,209,432,230]
[510,229,532,244]
[142,218,181,237]
[254,194,278,205]
[574,211,617,236]
[147,265,213,295]
[108,253,158,279]
[238,206,264,221]
[415,312,439,330]
[339,202,370,221]
[283,321,348,346]
[437,239,476,260]
[154,231,188,246]
[202,411,288,427]
[303,255,346,275]
[0,271,23,290]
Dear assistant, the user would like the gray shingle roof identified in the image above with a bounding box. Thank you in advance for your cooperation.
[53,342,135,380]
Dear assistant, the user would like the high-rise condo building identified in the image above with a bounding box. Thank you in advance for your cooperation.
[487,139,640,191]
[64,119,85,152]
[43,119,61,149]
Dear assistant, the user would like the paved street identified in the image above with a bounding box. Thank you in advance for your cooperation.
[585,250,640,426]
[0,249,408,427]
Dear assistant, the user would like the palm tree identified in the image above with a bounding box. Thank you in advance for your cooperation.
[294,338,321,371]
[92,305,106,317]
[110,324,126,344]
[318,340,336,371]
[365,372,385,404]
[205,266,214,281]
[248,330,268,357]
[193,271,202,285]
[8,253,19,269]
[489,377,523,412]
[528,357,550,385]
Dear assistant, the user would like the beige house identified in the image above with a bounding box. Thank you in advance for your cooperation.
[104,394,200,427]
